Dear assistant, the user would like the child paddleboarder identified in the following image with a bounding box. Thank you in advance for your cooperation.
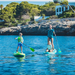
[46,25,56,52]
[46,41,53,52]
[15,33,24,53]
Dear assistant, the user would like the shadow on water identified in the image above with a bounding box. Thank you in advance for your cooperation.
[31,54,35,57]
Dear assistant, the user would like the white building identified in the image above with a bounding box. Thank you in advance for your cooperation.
[34,16,49,21]
[55,5,70,16]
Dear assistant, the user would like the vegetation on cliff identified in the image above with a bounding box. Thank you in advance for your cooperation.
[58,6,75,18]
[0,1,75,27]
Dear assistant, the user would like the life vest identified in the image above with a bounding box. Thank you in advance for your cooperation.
[18,36,23,43]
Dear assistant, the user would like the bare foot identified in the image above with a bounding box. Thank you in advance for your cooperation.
[16,50,18,53]
[21,52,23,53]
[46,49,49,52]
[50,50,53,52]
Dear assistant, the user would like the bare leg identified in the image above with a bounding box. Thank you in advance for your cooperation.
[46,38,50,52]
[46,48,48,52]
[21,46,23,53]
[48,37,50,45]
[17,46,19,52]
[51,38,54,50]
[50,49,53,52]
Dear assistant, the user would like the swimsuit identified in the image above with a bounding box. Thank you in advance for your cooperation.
[47,29,54,38]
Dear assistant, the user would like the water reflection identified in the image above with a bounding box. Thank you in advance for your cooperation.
[47,54,56,64]
[47,54,62,74]
[15,56,25,62]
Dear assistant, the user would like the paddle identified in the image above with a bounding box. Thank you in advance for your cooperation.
[55,36,62,54]
[23,43,35,52]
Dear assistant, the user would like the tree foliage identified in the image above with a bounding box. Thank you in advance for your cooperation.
[0,4,3,14]
[60,1,68,5]
[0,2,19,26]
[58,9,75,18]
[0,1,74,27]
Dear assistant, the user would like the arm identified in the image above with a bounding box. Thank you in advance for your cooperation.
[53,31,56,36]
[21,37,24,43]
[15,37,18,39]
[53,29,56,36]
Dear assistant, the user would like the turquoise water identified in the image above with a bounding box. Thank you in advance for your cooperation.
[0,1,75,7]
[0,35,75,75]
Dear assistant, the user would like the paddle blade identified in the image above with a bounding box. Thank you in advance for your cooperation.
[30,47,35,52]
[58,49,62,54]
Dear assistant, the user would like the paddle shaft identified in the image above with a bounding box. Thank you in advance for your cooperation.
[23,43,30,48]
[23,43,35,52]
[55,36,60,49]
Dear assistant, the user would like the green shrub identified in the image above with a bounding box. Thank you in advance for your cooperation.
[25,19,30,22]
[4,23,10,26]
[11,23,17,26]
[11,18,16,23]
[46,17,50,20]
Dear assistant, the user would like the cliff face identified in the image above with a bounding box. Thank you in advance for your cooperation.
[0,20,75,36]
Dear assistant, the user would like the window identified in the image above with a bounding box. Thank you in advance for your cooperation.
[62,7,65,12]
[62,7,63,11]
[59,8,61,12]
[65,6,68,10]
[57,8,58,12]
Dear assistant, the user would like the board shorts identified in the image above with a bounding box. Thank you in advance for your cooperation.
[48,36,53,39]
[18,43,23,47]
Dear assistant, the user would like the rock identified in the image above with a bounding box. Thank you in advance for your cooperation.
[0,19,75,35]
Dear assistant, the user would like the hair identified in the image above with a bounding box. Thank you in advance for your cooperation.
[50,25,52,27]
[49,25,52,29]
[19,33,23,36]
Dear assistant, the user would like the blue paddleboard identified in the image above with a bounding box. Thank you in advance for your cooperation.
[46,49,57,54]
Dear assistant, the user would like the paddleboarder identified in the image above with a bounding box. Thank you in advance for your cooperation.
[15,33,24,53]
[46,41,53,52]
[47,25,56,51]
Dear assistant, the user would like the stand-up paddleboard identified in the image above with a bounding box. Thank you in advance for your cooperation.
[13,52,25,57]
[46,49,57,54]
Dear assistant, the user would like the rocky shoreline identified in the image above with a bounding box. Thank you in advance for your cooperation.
[0,19,75,36]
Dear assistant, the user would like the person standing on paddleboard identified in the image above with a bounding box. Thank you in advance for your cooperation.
[15,33,24,53]
[47,25,56,51]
